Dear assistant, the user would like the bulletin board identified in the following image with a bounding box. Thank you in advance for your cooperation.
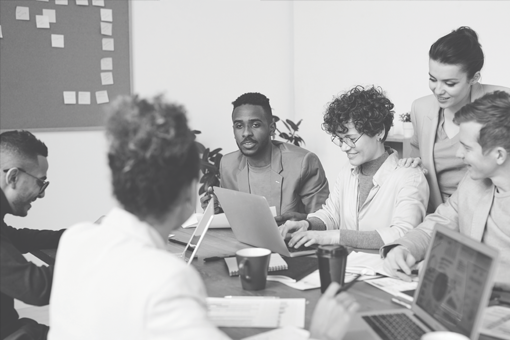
[0,0,131,130]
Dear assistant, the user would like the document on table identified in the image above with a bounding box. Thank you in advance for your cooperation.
[346,251,391,276]
[207,297,305,328]
[242,326,310,340]
[480,306,510,339]
[366,276,418,301]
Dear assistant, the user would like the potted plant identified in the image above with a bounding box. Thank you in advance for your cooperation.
[273,116,305,146]
[399,112,414,138]
[192,130,223,195]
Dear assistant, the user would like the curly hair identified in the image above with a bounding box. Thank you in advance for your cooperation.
[454,91,510,154]
[232,92,273,122]
[322,86,394,141]
[106,94,199,220]
[0,130,48,161]
[429,26,484,80]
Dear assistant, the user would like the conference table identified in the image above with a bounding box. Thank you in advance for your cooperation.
[35,227,501,340]
[166,228,399,339]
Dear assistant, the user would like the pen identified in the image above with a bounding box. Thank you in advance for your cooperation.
[336,274,361,295]
[204,255,235,262]
[391,297,411,309]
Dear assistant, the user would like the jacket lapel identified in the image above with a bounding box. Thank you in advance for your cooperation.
[270,143,283,215]
[470,183,495,241]
[236,156,250,193]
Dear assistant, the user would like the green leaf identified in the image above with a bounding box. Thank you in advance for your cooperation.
[279,132,290,140]
[194,141,206,154]
[272,115,280,123]
[282,121,291,131]
[209,148,222,157]
[296,119,302,127]
[286,119,299,131]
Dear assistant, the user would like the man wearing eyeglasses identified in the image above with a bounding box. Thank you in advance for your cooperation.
[1,130,64,340]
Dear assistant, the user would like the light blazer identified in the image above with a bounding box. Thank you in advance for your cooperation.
[220,141,329,216]
[409,83,510,212]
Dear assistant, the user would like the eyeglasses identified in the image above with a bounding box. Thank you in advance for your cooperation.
[331,133,364,148]
[2,168,50,193]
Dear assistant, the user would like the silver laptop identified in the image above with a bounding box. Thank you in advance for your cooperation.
[344,225,499,340]
[181,198,215,265]
[213,187,316,257]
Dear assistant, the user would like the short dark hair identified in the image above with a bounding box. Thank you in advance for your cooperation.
[322,85,394,142]
[106,95,199,220]
[0,130,48,161]
[454,91,510,154]
[429,26,484,79]
[232,92,273,122]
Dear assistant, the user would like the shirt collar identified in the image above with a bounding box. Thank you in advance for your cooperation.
[351,149,399,186]
[102,207,168,250]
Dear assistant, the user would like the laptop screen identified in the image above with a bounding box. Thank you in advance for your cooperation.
[414,230,494,336]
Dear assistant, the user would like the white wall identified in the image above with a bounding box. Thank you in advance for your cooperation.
[6,1,510,229]
[293,1,510,181]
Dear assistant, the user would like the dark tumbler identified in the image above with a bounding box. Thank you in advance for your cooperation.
[317,245,349,293]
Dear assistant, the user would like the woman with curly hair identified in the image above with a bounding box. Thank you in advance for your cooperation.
[279,86,429,250]
[400,27,510,213]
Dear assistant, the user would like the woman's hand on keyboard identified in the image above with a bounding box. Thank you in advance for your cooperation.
[287,230,340,248]
[278,220,309,239]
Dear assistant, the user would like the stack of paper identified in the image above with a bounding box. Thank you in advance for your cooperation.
[207,297,306,328]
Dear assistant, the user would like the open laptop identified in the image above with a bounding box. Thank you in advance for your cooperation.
[344,225,499,340]
[180,198,215,265]
[213,187,316,257]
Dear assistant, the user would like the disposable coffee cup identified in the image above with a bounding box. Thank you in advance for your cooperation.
[236,248,271,291]
[317,245,348,293]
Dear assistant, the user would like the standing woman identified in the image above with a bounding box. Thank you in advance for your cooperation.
[401,26,510,213]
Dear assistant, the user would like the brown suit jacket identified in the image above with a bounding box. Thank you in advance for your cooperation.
[219,141,329,216]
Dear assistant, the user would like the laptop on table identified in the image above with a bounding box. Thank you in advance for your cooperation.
[344,225,499,340]
[180,198,215,265]
[213,187,316,257]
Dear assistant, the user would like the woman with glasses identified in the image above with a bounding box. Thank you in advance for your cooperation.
[279,86,429,250]
[399,27,510,213]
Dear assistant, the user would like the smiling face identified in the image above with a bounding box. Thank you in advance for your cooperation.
[429,59,477,113]
[232,104,274,161]
[456,121,497,181]
[336,122,385,167]
[8,155,49,217]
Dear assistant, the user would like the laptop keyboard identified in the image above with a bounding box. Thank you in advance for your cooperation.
[362,313,426,340]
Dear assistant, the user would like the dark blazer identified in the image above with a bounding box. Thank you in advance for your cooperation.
[219,141,329,216]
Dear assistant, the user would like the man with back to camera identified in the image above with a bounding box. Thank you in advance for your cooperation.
[382,91,510,289]
[47,94,359,340]
[201,92,329,222]
[0,130,65,340]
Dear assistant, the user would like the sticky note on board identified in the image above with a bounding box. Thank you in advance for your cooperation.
[55,0,69,5]
[100,22,112,36]
[16,7,30,21]
[36,15,50,29]
[76,0,89,6]
[102,38,114,51]
[51,34,64,48]
[42,9,56,23]
[36,0,49,2]
[100,72,114,85]
[63,91,76,104]
[100,8,113,22]
[101,57,113,70]
[0,25,3,39]
[78,92,91,105]
[95,90,109,104]
[92,0,105,7]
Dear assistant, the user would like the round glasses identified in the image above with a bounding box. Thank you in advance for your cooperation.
[331,133,364,148]
[2,168,50,193]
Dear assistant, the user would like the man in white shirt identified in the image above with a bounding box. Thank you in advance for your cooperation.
[48,94,359,340]
[382,91,510,288]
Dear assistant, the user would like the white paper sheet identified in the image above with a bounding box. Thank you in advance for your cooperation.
[92,0,105,7]
[78,92,91,105]
[42,9,56,23]
[36,15,50,29]
[100,72,113,85]
[95,90,109,104]
[100,22,112,36]
[102,38,114,51]
[480,306,510,339]
[16,7,30,21]
[100,8,113,22]
[51,34,64,48]
[63,91,76,104]
[101,57,113,70]
[242,327,309,340]
[207,297,305,328]
[55,0,68,5]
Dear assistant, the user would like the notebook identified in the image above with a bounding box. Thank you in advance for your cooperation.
[224,253,288,276]
[213,187,316,257]
[343,225,499,340]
